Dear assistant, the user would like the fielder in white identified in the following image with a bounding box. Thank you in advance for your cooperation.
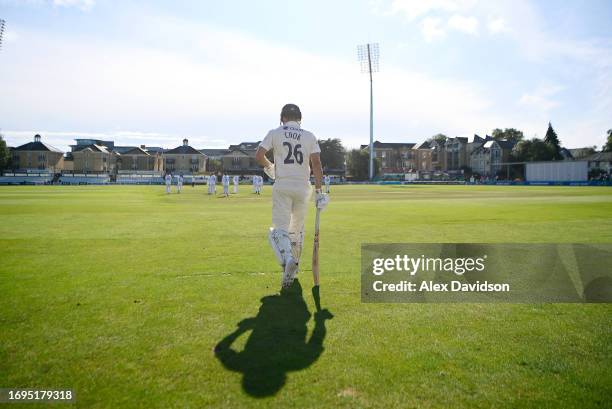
[177,174,184,194]
[253,175,261,195]
[233,175,239,194]
[324,174,331,194]
[256,103,329,288]
[165,172,172,194]
[222,174,230,197]
[207,174,215,195]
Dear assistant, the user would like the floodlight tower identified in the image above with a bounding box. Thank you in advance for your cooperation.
[357,43,379,180]
[0,19,6,51]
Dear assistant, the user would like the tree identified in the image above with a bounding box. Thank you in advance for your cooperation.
[512,138,557,162]
[544,122,562,159]
[206,158,223,173]
[492,128,524,144]
[347,149,380,180]
[0,133,10,171]
[428,133,448,146]
[318,138,346,171]
[603,129,612,152]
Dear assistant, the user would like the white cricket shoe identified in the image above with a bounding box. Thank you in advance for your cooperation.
[282,258,299,289]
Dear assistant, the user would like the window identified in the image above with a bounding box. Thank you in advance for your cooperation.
[232,157,240,168]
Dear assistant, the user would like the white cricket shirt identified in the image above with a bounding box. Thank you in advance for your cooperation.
[259,121,320,184]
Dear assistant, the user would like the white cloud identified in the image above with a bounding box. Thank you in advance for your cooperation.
[3,2,611,150]
[419,15,479,42]
[421,17,446,42]
[2,130,230,152]
[0,0,94,10]
[385,1,480,40]
[447,15,479,35]
[387,0,476,21]
[0,14,500,150]
[487,17,508,34]
[52,0,94,10]
[519,84,564,111]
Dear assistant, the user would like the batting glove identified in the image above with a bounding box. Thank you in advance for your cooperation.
[315,189,330,210]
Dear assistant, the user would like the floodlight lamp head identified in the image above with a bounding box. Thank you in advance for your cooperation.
[357,43,380,73]
[0,19,5,50]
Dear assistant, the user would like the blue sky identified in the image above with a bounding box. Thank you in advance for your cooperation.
[1,0,611,152]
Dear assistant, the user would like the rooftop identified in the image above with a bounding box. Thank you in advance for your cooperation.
[165,144,205,155]
[586,151,612,161]
[121,147,150,156]
[200,148,231,156]
[228,142,260,151]
[361,141,416,150]
[73,144,112,154]
[13,135,63,153]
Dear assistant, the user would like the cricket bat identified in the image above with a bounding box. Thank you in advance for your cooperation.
[312,207,321,286]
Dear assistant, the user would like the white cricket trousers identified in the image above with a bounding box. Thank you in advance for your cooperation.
[272,180,312,233]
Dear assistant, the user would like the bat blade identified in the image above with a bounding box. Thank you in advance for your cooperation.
[312,208,321,286]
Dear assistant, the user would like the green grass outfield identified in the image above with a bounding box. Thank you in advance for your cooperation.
[1,185,611,408]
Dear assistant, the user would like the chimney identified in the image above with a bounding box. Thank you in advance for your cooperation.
[34,134,41,143]
[140,144,146,150]
[183,138,188,146]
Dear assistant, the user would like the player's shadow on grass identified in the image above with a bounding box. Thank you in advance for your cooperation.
[214,279,333,397]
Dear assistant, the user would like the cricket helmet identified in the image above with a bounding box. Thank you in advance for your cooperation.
[280,103,302,121]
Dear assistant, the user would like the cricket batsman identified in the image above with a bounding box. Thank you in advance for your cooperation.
[256,103,329,288]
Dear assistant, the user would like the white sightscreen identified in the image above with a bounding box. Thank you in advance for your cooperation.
[526,161,588,182]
